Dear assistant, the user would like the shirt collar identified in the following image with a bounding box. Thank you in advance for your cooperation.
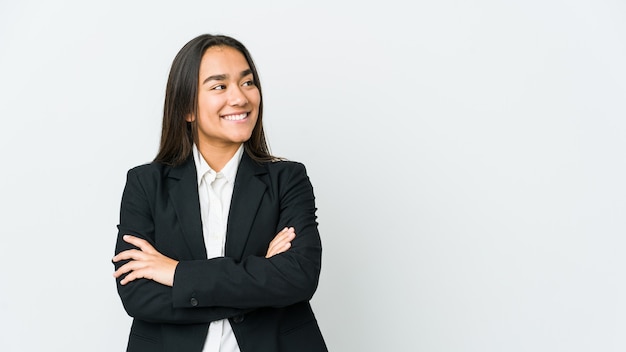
[192,143,244,186]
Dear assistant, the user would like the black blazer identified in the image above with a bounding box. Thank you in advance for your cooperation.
[114,152,327,352]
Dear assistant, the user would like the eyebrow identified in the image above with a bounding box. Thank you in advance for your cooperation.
[202,69,253,85]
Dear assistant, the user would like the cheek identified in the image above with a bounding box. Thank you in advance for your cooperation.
[248,90,261,107]
[207,100,224,113]
[198,94,224,114]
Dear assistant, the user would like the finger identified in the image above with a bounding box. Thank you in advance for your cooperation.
[266,241,292,258]
[113,264,130,279]
[266,228,289,252]
[269,227,289,243]
[113,259,146,279]
[119,273,135,285]
[267,230,290,254]
[274,227,295,243]
[266,229,295,258]
[122,235,156,253]
[119,269,146,285]
[114,259,155,284]
[112,249,145,263]
[272,242,292,257]
[273,231,295,251]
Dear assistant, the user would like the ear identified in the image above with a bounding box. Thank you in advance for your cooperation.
[185,114,195,122]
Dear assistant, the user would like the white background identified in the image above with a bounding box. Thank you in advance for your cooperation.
[1,1,625,351]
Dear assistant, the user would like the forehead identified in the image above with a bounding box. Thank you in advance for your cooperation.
[199,45,250,75]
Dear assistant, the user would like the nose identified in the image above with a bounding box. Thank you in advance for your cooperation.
[228,86,248,106]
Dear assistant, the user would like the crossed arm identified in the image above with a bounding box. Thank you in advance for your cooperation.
[112,227,296,287]
[113,162,321,324]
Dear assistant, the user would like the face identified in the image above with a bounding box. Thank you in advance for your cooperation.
[188,45,260,151]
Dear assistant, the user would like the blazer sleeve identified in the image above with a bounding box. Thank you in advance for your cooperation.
[114,167,249,324]
[171,162,323,310]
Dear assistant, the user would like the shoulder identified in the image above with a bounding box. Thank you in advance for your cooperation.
[124,160,190,190]
[261,159,315,192]
[122,160,192,200]
[127,156,193,179]
[266,159,305,171]
[263,159,309,178]
[126,162,167,179]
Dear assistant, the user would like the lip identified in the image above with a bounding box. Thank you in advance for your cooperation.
[221,112,249,121]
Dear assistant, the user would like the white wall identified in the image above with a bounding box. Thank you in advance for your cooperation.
[1,1,625,351]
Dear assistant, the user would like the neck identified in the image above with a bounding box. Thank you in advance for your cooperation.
[197,142,242,172]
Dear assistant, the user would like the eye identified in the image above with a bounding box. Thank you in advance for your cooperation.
[212,84,226,90]
[242,79,255,87]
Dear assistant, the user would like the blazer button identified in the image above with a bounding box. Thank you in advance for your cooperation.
[190,298,198,307]
[232,315,245,324]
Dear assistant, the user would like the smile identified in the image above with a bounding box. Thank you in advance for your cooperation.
[222,113,248,121]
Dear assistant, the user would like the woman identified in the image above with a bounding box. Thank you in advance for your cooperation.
[112,34,327,352]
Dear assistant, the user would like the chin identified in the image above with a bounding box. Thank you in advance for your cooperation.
[233,133,254,143]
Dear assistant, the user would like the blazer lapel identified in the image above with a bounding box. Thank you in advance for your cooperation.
[225,153,268,261]
[167,156,208,260]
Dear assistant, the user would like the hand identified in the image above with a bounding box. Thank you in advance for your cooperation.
[112,235,179,287]
[265,227,296,258]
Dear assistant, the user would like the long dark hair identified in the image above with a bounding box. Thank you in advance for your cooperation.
[154,34,275,166]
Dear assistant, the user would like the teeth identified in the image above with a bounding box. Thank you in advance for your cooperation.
[223,113,247,121]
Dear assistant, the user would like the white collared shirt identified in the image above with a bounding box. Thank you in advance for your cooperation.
[193,143,244,352]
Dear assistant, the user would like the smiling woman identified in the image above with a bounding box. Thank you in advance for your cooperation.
[111,34,327,352]
[189,46,261,168]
